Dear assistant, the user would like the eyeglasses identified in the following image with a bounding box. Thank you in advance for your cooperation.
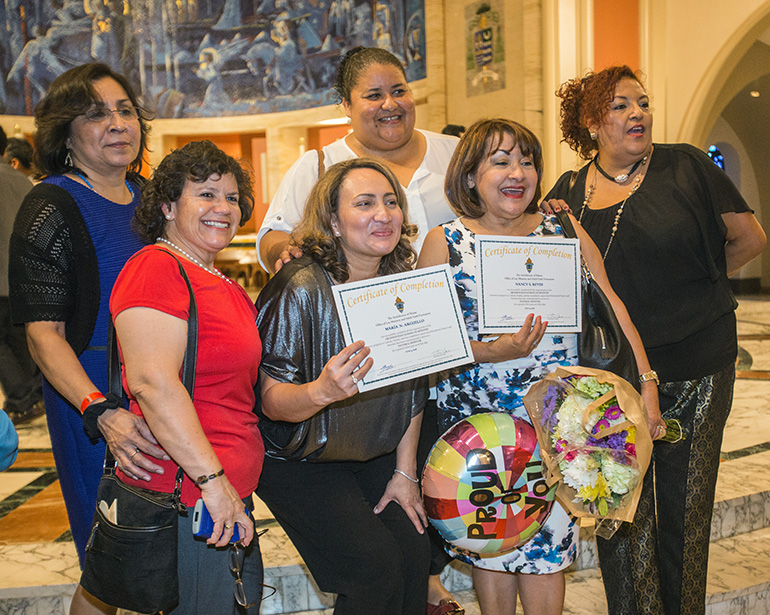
[83,106,140,123]
[229,532,275,610]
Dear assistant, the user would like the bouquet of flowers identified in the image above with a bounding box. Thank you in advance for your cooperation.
[523,366,653,525]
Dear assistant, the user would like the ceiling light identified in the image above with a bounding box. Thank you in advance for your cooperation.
[750,90,760,98]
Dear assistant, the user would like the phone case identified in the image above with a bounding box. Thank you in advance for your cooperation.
[192,498,241,543]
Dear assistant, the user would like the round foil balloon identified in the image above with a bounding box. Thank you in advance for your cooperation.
[422,413,555,556]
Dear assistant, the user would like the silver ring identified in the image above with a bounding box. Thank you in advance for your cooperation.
[129,448,139,462]
[351,375,359,385]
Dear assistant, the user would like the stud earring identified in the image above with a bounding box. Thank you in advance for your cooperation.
[589,131,597,140]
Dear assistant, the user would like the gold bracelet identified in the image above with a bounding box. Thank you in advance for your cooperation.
[639,370,659,386]
[195,468,224,487]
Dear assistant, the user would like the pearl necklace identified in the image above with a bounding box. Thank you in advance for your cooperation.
[156,237,232,284]
[579,158,647,260]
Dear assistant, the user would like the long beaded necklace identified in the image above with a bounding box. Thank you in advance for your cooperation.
[579,154,649,260]
[73,171,135,199]
[156,237,232,284]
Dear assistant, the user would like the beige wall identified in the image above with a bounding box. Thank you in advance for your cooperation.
[443,0,543,139]
[645,0,770,144]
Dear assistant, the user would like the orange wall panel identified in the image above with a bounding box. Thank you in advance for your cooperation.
[594,0,640,71]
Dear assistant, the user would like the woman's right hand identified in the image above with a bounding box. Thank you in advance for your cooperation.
[471,314,547,364]
[200,476,255,547]
[309,340,373,406]
[274,243,304,273]
[98,408,170,481]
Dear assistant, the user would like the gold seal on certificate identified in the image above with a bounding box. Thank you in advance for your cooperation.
[331,264,473,392]
[476,235,582,333]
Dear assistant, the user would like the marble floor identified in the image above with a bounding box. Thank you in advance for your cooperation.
[1,296,770,614]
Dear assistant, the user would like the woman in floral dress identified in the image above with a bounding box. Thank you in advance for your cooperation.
[417,118,660,615]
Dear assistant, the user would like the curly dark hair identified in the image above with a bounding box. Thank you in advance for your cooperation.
[333,46,406,104]
[134,140,254,243]
[292,158,417,283]
[33,63,151,178]
[556,65,645,160]
[445,118,544,219]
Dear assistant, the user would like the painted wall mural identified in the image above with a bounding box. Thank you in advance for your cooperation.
[0,0,426,118]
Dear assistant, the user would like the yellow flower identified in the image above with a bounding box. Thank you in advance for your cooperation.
[578,474,611,502]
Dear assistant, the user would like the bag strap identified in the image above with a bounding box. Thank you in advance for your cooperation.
[317,148,325,179]
[554,209,577,239]
[106,249,199,503]
[554,209,594,283]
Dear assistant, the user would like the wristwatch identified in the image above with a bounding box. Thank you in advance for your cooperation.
[639,370,659,386]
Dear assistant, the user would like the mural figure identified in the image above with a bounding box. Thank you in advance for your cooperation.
[2,0,427,118]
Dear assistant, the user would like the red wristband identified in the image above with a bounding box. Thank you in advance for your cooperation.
[80,391,104,414]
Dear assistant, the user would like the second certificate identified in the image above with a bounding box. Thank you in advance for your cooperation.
[476,235,581,334]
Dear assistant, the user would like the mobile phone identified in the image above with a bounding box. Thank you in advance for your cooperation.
[192,498,244,543]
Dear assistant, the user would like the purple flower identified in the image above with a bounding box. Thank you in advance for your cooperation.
[604,405,622,420]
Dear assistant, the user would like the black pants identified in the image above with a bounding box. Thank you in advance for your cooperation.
[417,399,454,577]
[597,365,736,615]
[0,297,41,414]
[257,451,430,615]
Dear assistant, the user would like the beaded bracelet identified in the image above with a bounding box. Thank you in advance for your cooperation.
[195,468,224,487]
[393,468,419,484]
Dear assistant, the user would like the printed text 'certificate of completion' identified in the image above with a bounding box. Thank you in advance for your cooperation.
[476,235,581,334]
[332,264,473,392]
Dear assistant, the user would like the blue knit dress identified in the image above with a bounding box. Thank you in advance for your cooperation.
[41,176,143,566]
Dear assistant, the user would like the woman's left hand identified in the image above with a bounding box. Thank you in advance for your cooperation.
[641,382,665,440]
[98,408,169,481]
[373,470,427,534]
[540,198,572,215]
[200,477,255,548]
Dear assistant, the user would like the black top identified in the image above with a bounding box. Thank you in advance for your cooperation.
[255,255,427,462]
[545,143,750,382]
[9,182,100,356]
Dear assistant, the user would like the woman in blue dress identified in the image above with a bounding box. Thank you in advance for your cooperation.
[9,63,164,615]
[417,118,663,615]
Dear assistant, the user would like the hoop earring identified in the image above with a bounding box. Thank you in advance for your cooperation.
[65,150,73,167]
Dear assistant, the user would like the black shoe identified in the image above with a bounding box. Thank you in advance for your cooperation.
[8,400,46,425]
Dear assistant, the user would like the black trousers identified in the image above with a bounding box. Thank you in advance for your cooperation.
[257,450,430,615]
[597,365,736,615]
[417,399,454,577]
[0,297,41,414]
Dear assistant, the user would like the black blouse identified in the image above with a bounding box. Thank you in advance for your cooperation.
[545,143,750,382]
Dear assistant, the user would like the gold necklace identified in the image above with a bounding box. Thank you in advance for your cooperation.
[579,155,648,260]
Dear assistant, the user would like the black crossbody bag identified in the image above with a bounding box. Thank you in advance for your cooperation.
[81,252,198,614]
[554,210,640,391]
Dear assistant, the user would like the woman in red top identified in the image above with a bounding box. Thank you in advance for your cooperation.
[109,140,264,613]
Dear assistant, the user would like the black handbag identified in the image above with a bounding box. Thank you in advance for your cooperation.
[81,252,198,614]
[555,211,640,391]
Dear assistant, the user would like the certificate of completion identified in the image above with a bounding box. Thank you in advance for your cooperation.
[331,264,473,392]
[476,235,581,333]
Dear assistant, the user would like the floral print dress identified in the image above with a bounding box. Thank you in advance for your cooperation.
[436,215,578,573]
